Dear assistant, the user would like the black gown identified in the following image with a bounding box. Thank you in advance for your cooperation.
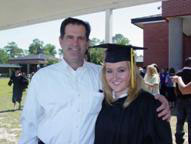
[94,90,172,144]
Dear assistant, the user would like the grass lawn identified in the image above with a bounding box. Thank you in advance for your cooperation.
[0,78,26,144]
[0,78,189,144]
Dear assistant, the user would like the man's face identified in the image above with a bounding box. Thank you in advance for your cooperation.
[59,24,88,65]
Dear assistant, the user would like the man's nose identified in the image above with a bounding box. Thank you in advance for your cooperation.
[72,38,79,46]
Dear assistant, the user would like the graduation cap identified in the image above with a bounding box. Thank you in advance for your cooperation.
[91,43,145,88]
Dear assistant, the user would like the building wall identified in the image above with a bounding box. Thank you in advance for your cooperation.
[183,35,191,61]
[162,0,191,17]
[143,22,169,69]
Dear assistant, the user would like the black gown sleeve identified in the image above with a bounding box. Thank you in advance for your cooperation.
[141,91,172,144]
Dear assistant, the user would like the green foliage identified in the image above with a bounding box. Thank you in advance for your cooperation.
[28,39,44,54]
[0,78,25,143]
[90,37,104,46]
[28,39,57,59]
[58,48,64,58]
[88,48,104,65]
[112,33,130,45]
[0,48,9,63]
[47,58,59,65]
[87,38,105,64]
[43,44,57,57]
[4,42,24,58]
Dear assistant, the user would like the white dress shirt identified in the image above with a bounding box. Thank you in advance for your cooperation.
[19,60,104,144]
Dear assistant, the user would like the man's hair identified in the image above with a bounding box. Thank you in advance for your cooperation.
[184,57,191,67]
[60,17,91,40]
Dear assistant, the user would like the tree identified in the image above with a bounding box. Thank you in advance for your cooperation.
[0,48,9,63]
[88,38,105,64]
[112,34,130,45]
[28,39,44,54]
[4,42,24,58]
[58,49,64,58]
[90,38,103,46]
[43,44,57,57]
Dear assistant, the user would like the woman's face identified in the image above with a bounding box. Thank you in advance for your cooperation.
[105,61,130,97]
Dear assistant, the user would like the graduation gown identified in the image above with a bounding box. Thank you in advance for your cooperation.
[94,90,172,144]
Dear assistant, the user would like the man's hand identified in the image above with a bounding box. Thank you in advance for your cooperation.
[171,75,180,83]
[154,94,171,121]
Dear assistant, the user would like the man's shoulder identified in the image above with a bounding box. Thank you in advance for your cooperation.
[86,62,102,71]
[38,63,60,72]
[32,62,62,78]
[177,67,191,74]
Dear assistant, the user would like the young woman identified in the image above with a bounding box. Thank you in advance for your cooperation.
[144,64,160,95]
[94,43,172,144]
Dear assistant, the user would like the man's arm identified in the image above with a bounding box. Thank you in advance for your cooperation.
[154,95,171,121]
[172,75,191,94]
[19,75,41,144]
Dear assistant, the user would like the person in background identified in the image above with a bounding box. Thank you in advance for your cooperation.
[172,75,191,94]
[19,17,171,144]
[174,57,191,144]
[93,43,172,144]
[8,69,27,110]
[144,64,160,95]
[165,67,176,109]
[160,68,168,96]
[153,63,160,73]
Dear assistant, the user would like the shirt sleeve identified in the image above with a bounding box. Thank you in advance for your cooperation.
[19,74,43,144]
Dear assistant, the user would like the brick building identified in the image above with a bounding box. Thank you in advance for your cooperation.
[132,0,191,70]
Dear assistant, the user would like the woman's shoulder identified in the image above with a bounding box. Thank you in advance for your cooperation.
[137,89,157,104]
[136,90,160,112]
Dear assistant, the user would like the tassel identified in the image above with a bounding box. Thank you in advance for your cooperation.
[131,48,135,88]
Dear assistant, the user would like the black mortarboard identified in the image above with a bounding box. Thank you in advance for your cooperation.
[91,43,145,63]
[91,43,145,88]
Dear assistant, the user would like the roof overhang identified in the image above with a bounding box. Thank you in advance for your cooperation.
[0,0,161,31]
[131,14,166,28]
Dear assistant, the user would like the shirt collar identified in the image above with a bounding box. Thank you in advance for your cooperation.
[61,59,88,73]
[112,91,128,100]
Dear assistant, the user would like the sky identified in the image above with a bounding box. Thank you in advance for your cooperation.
[0,2,161,57]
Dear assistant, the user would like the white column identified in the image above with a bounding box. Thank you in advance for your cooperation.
[168,17,183,70]
[105,9,113,43]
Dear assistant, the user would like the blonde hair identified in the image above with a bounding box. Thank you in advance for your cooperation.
[144,64,159,81]
[102,61,146,108]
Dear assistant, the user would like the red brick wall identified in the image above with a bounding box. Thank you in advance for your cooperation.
[162,0,191,17]
[183,35,191,60]
[143,22,169,69]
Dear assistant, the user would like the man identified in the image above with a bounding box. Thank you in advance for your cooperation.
[172,75,191,94]
[19,17,170,144]
[175,57,191,144]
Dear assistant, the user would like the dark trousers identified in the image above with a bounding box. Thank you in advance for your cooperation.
[175,98,191,144]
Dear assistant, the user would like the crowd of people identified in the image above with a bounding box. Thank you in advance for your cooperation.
[140,57,191,144]
[10,17,189,144]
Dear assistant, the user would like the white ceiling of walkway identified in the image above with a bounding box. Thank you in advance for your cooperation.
[0,0,160,30]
